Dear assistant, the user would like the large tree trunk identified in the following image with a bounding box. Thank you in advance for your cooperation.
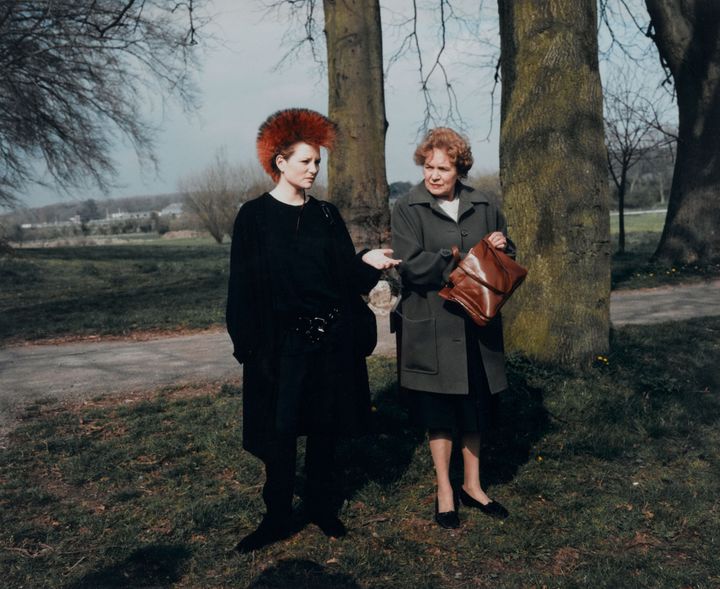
[645,0,720,264]
[323,0,390,248]
[497,0,611,365]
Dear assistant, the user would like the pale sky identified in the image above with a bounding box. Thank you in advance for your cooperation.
[20,0,501,208]
[18,0,665,209]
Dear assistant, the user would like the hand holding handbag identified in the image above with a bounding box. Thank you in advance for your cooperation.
[438,236,527,326]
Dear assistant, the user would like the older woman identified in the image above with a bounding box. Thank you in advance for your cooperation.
[227,108,399,552]
[391,127,513,528]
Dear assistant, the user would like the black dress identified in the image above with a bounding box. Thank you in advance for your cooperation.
[264,195,351,436]
[405,319,495,435]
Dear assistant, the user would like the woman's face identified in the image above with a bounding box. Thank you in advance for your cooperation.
[422,148,459,199]
[276,142,321,190]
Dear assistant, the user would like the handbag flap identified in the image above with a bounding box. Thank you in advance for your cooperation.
[458,238,527,294]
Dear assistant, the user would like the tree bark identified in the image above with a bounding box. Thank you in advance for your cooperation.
[323,0,390,248]
[618,170,627,254]
[646,0,720,263]
[497,0,611,365]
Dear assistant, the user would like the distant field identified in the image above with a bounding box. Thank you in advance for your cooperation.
[2,213,718,344]
[610,209,666,234]
[0,242,229,344]
[609,212,720,289]
[13,234,220,248]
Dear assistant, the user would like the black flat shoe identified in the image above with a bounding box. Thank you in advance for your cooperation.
[309,511,347,538]
[459,488,509,519]
[435,497,460,529]
[234,515,292,553]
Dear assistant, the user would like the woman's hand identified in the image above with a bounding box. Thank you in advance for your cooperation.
[362,248,402,270]
[486,231,507,250]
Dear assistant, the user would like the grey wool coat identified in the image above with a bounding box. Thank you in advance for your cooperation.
[391,181,514,396]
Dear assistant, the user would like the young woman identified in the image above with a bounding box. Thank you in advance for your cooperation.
[226,108,399,552]
[391,127,512,528]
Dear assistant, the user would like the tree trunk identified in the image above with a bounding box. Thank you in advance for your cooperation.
[646,0,720,263]
[618,172,626,254]
[497,0,611,365]
[323,0,390,248]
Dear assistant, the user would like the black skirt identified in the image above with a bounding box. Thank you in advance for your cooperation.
[404,327,495,435]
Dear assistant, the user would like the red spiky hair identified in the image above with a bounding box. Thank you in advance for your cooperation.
[256,108,337,181]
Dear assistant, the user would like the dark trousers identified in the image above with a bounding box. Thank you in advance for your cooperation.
[262,327,342,519]
[262,434,337,518]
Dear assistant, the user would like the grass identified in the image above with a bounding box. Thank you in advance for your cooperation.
[0,243,229,344]
[1,318,719,588]
[610,210,666,235]
[611,232,720,290]
[2,216,720,344]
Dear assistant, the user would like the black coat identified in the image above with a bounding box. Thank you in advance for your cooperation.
[226,193,380,460]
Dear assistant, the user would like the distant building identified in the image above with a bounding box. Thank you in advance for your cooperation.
[159,203,183,217]
[108,211,152,221]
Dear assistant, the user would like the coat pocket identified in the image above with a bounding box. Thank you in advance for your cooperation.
[401,317,438,374]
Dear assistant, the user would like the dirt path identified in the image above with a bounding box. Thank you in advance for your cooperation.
[609,279,720,325]
[1,279,718,436]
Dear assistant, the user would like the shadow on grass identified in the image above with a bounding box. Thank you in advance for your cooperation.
[482,370,551,488]
[64,544,192,589]
[325,356,550,505]
[305,366,427,509]
[247,559,361,589]
[610,319,720,440]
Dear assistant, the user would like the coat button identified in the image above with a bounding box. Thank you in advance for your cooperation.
[461,230,469,237]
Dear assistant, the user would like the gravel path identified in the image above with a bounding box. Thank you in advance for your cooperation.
[1,279,718,436]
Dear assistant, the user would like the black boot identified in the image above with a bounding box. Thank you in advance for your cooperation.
[235,513,292,553]
[308,508,347,538]
[236,439,297,553]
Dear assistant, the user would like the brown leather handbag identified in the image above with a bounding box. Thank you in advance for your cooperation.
[438,237,528,326]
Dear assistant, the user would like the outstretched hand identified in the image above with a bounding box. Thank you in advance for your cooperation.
[362,248,401,270]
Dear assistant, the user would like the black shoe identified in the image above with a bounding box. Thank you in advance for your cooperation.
[234,515,292,553]
[459,487,509,519]
[308,510,347,538]
[434,496,460,529]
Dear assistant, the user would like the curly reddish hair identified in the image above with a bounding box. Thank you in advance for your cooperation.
[256,108,337,181]
[413,127,474,178]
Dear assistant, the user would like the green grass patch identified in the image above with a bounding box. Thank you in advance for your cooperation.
[612,232,720,290]
[610,210,666,235]
[609,212,720,289]
[2,226,719,345]
[0,243,229,344]
[1,320,719,587]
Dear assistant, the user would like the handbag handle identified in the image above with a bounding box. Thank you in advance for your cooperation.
[451,245,461,263]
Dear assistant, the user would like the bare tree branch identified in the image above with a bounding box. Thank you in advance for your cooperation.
[178,149,272,243]
[604,72,677,252]
[0,0,208,208]
[263,0,323,71]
